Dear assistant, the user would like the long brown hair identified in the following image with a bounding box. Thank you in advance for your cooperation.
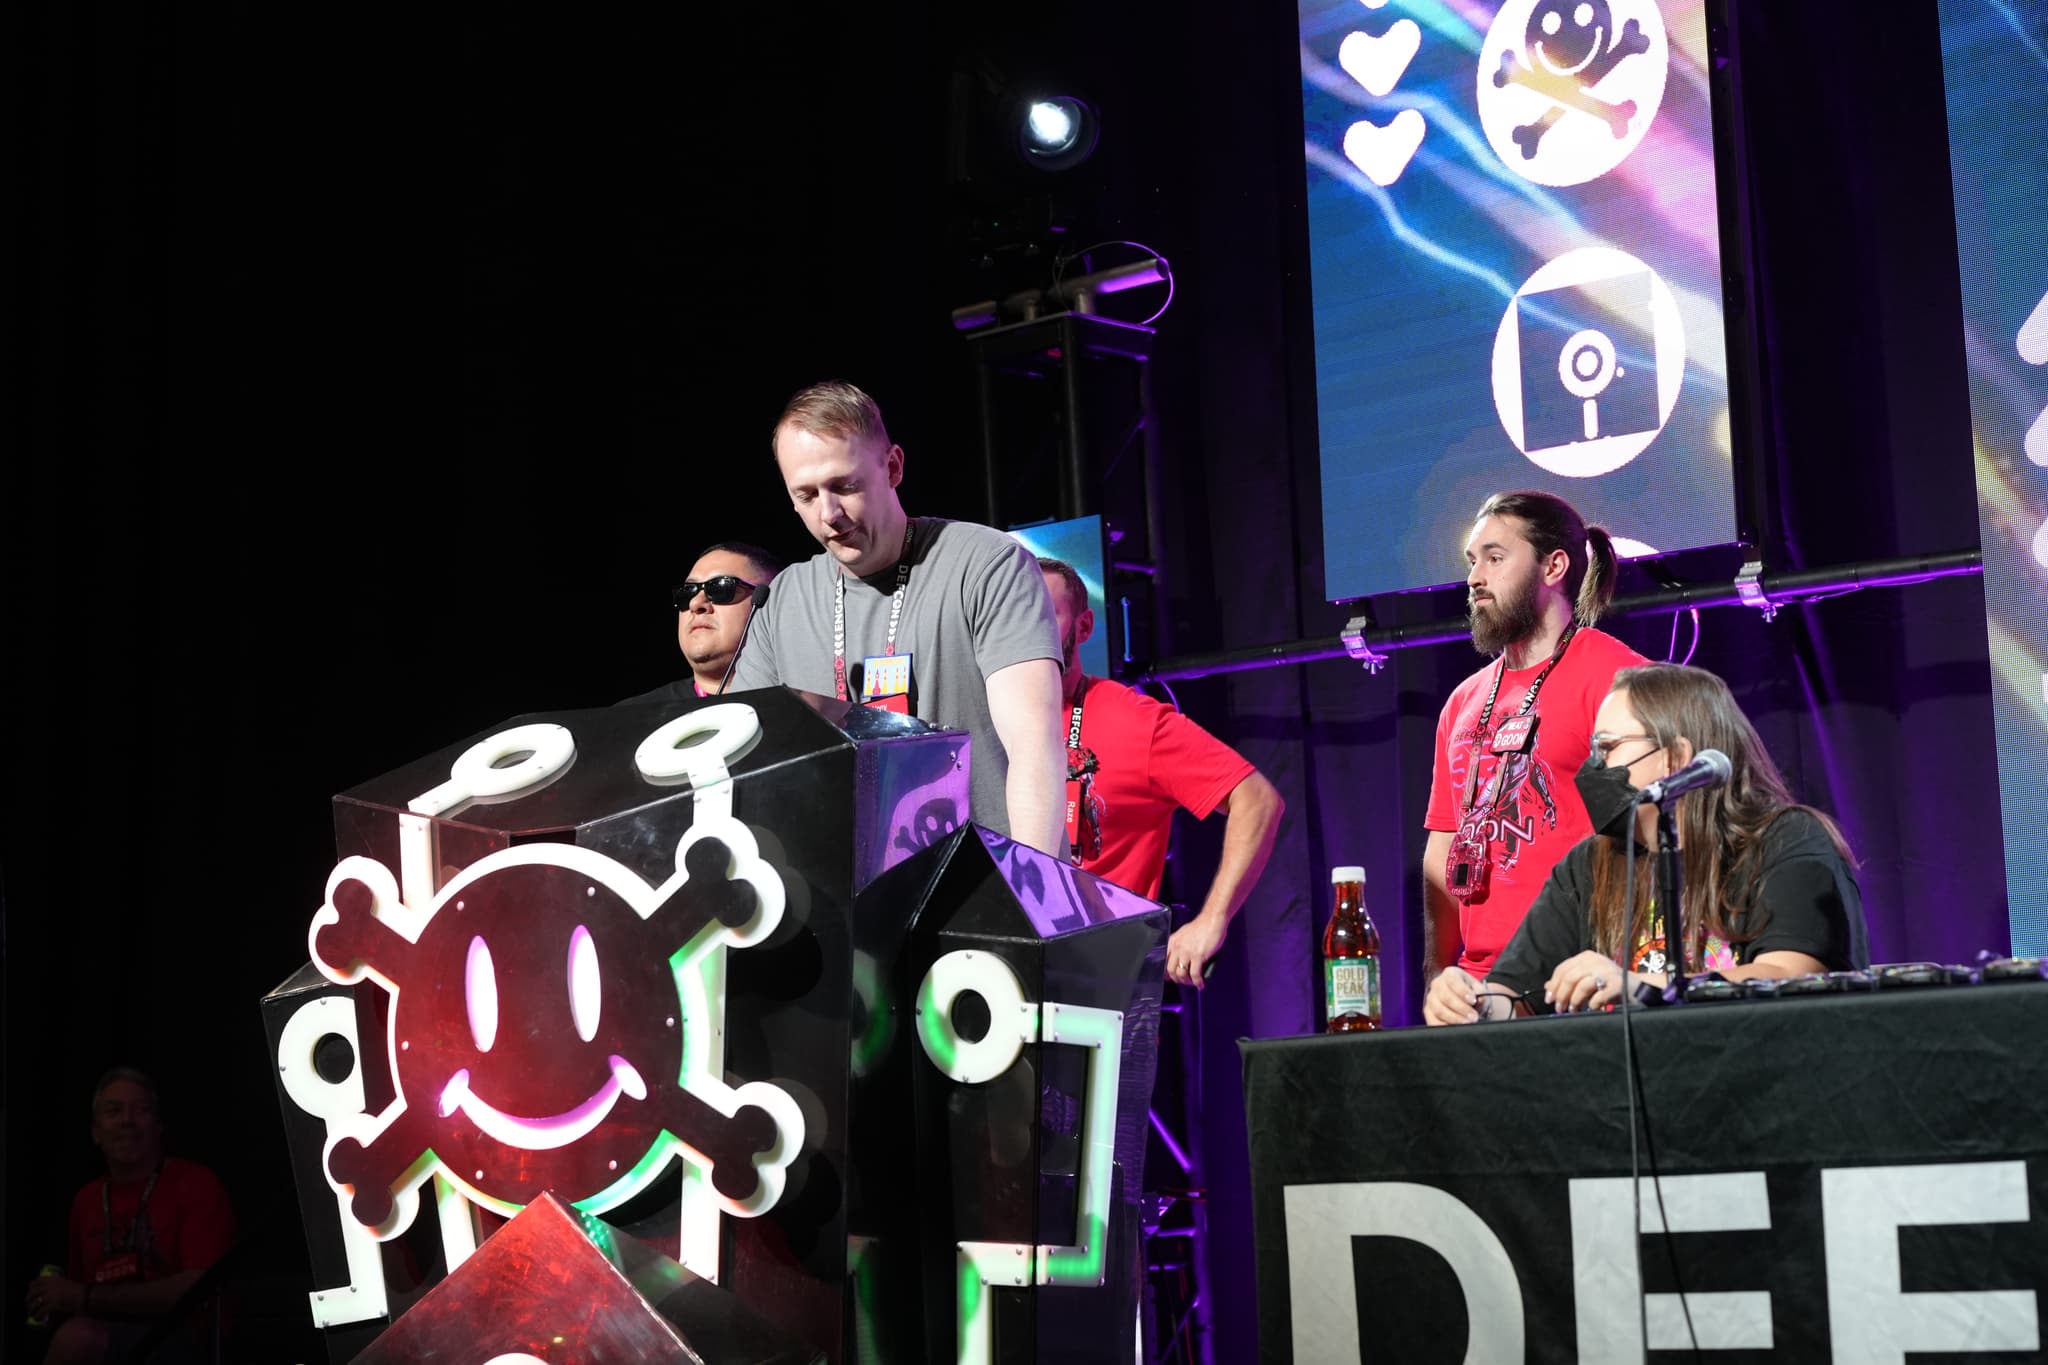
[1587,664,1856,967]
[1477,490,1620,625]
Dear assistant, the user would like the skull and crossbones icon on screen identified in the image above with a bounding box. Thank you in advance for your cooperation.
[1492,0,1652,159]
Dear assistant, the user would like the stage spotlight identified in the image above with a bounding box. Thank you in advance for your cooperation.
[1026,101,1077,152]
[1016,95,1098,171]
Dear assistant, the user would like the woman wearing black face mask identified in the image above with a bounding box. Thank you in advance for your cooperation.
[1427,664,1867,1023]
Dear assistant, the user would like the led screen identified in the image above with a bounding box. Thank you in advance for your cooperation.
[1939,0,2048,953]
[1010,515,1113,679]
[1300,0,1739,599]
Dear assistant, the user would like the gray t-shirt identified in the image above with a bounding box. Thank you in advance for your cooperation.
[729,517,1060,834]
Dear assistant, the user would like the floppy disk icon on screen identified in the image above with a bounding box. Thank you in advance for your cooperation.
[1516,270,1660,451]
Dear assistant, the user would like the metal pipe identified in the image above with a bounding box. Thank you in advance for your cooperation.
[1132,549,1982,683]
[950,257,1167,333]
[976,362,1001,530]
[1058,313,1087,520]
[1050,255,1169,307]
[1137,358,1170,657]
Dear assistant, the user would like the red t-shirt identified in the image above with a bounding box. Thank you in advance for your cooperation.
[1424,628,1645,976]
[67,1157,235,1286]
[1069,676,1256,900]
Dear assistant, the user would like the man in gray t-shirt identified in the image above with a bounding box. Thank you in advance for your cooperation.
[729,381,1065,853]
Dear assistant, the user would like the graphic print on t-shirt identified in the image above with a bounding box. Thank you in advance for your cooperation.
[1630,931,1737,977]
[1455,738,1561,871]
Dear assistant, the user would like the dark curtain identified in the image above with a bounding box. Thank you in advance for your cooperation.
[4,2,2004,1364]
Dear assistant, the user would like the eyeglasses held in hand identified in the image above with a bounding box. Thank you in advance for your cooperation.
[672,576,758,610]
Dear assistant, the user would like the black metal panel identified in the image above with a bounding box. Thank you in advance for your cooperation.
[879,827,1168,1365]
[269,686,968,1364]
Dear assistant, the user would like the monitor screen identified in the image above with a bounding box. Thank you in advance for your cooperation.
[1939,0,2048,953]
[1300,0,1740,599]
[1010,515,1114,680]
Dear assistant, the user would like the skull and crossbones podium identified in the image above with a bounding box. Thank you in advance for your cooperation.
[261,687,1165,1364]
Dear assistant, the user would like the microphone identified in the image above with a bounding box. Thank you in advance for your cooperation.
[1637,749,1732,805]
[714,581,771,696]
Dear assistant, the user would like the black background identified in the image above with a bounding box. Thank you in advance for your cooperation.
[4,1,1999,1360]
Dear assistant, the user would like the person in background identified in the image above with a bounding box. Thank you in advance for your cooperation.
[1039,556,1284,988]
[1428,663,1867,1022]
[1421,491,1646,1022]
[24,1068,234,1364]
[622,541,783,702]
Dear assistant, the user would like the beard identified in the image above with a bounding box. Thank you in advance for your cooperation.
[1469,563,1545,655]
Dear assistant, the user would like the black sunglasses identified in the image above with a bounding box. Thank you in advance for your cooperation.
[672,575,758,610]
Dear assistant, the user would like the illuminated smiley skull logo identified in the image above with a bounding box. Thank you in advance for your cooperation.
[1477,0,1666,187]
[308,816,803,1237]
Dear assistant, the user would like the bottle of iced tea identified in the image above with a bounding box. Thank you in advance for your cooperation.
[1324,865,1381,1032]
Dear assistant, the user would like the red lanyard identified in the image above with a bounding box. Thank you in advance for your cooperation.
[1461,622,1577,814]
[1066,680,1094,862]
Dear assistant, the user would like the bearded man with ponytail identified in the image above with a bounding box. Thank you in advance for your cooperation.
[1420,491,1647,1026]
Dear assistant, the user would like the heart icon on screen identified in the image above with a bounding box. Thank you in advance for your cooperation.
[1343,110,1426,187]
[1337,21,1421,98]
[2025,287,2048,466]
[2018,287,2048,366]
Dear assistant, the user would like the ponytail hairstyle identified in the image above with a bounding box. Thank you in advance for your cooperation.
[1476,490,1620,625]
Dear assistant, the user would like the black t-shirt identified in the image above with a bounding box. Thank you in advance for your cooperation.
[1488,807,1867,1010]
[615,679,701,707]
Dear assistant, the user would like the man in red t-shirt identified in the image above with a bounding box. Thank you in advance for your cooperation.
[1039,558,1284,989]
[25,1068,235,1364]
[1421,492,1646,1025]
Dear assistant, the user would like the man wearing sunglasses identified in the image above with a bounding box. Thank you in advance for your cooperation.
[729,380,1066,856]
[675,543,783,697]
[621,543,784,703]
